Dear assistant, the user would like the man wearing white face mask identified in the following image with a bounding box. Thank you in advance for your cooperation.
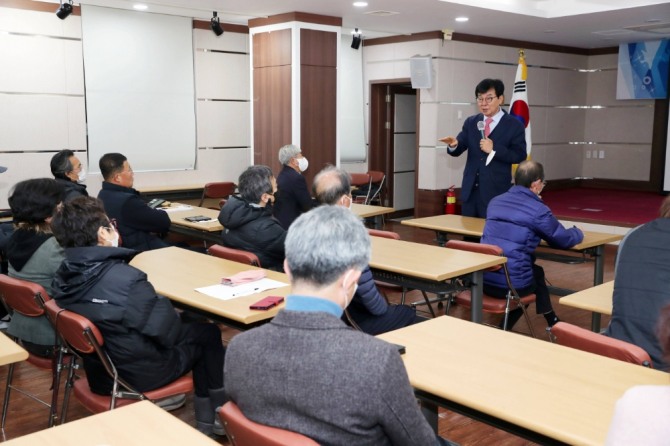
[274,144,315,230]
[50,149,89,202]
[312,166,418,335]
[51,196,228,436]
[218,165,286,271]
[225,206,450,446]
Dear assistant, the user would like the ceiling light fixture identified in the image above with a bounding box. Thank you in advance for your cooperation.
[353,1,368,6]
[210,11,224,37]
[55,0,74,20]
[455,17,469,22]
[351,28,363,50]
[133,4,148,11]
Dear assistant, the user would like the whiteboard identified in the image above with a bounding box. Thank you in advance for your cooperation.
[81,5,196,173]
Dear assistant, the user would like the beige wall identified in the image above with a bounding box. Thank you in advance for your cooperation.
[0,6,251,208]
[1,4,656,209]
[363,38,655,191]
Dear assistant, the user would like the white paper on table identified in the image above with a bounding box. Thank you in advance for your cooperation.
[195,278,289,301]
[160,205,193,213]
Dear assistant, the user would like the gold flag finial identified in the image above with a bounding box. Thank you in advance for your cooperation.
[519,48,525,58]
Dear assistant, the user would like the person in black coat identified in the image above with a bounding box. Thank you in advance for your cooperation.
[273,144,314,229]
[218,165,286,271]
[97,153,170,252]
[50,149,89,202]
[51,197,227,436]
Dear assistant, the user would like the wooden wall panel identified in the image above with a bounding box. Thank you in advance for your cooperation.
[300,29,337,67]
[253,29,291,68]
[253,65,292,173]
[300,64,337,186]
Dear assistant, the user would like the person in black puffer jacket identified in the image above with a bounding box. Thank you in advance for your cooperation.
[218,165,286,271]
[51,197,227,436]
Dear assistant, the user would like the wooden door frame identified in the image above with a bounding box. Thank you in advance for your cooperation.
[368,79,418,212]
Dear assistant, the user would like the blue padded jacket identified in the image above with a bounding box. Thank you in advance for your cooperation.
[481,185,583,290]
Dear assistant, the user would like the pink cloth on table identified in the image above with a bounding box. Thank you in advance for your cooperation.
[221,269,266,286]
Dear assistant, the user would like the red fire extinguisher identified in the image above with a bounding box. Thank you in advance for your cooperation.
[445,185,456,214]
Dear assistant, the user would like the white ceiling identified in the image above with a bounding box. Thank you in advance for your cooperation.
[47,0,670,49]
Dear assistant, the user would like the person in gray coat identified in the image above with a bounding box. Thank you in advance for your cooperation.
[5,178,65,357]
[224,206,452,446]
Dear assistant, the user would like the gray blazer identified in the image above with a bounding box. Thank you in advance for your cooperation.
[225,309,437,446]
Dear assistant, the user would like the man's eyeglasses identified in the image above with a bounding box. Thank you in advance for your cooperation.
[476,95,498,104]
[105,218,118,231]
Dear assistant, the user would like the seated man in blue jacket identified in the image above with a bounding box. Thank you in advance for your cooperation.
[97,153,170,251]
[312,166,417,335]
[482,160,583,329]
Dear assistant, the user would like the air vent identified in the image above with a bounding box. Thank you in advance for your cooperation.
[364,10,400,17]
[625,22,670,34]
[592,29,634,37]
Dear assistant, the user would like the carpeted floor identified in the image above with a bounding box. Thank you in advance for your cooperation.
[542,188,666,227]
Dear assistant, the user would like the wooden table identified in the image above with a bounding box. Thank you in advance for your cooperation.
[402,214,622,292]
[162,204,223,244]
[0,332,28,366]
[369,237,505,323]
[378,316,669,445]
[137,183,205,202]
[351,203,394,229]
[130,247,290,330]
[2,400,219,446]
[560,281,613,332]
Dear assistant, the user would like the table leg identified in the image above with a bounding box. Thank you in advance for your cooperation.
[374,215,383,229]
[419,399,439,432]
[590,312,602,333]
[593,245,604,286]
[470,270,483,323]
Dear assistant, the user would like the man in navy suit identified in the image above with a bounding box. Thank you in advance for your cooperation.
[440,78,527,218]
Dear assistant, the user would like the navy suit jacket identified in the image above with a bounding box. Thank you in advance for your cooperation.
[274,165,314,230]
[449,111,527,209]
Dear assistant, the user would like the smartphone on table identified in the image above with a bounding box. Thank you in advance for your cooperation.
[249,295,284,310]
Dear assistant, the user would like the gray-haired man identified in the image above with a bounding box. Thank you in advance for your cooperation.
[224,206,451,445]
[312,165,418,335]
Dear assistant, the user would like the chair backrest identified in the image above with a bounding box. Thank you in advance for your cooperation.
[367,229,400,240]
[200,182,236,207]
[550,322,653,367]
[0,274,50,317]
[349,173,371,188]
[366,170,386,204]
[445,240,503,272]
[43,299,104,356]
[219,402,319,446]
[208,244,261,268]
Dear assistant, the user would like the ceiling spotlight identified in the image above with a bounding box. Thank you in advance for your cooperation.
[455,17,469,22]
[210,11,224,37]
[55,0,74,20]
[351,28,362,50]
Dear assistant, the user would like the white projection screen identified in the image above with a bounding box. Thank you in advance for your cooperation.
[81,5,196,173]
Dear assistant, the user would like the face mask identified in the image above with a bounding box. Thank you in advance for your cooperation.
[107,228,119,248]
[297,157,309,172]
[341,195,353,210]
[77,168,87,184]
[342,271,358,309]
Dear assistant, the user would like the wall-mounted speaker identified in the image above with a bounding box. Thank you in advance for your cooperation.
[409,55,433,89]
